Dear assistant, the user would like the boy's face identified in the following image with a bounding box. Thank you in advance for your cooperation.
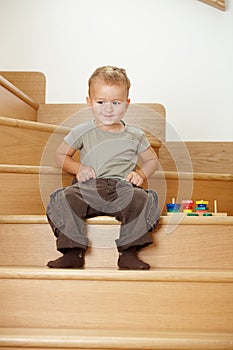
[86,80,130,129]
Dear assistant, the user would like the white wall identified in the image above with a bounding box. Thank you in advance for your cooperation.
[0,0,233,141]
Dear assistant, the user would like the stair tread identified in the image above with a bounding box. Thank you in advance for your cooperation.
[1,214,233,225]
[0,327,232,349]
[0,266,233,282]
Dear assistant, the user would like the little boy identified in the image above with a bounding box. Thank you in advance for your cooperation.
[46,66,160,270]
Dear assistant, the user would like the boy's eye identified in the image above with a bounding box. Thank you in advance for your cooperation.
[95,100,122,107]
[112,101,122,106]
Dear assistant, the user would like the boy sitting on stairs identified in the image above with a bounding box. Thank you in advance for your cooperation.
[46,65,160,270]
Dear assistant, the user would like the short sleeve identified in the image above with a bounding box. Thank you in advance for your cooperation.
[137,131,150,154]
[64,128,83,150]
[64,121,94,150]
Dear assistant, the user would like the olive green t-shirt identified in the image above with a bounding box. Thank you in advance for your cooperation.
[64,120,150,180]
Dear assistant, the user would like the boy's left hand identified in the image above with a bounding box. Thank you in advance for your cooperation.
[126,171,144,187]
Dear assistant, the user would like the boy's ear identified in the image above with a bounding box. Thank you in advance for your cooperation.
[126,98,131,110]
[86,96,92,106]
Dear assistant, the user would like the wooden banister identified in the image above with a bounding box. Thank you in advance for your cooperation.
[0,116,161,148]
[0,164,232,181]
[0,115,70,134]
[0,75,39,110]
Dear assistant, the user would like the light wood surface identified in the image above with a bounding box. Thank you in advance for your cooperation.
[1,166,232,214]
[0,76,39,110]
[0,216,232,269]
[1,72,232,350]
[0,86,37,121]
[0,116,161,165]
[150,176,233,215]
[1,269,232,332]
[0,327,232,350]
[37,102,166,141]
[0,71,46,104]
[1,213,233,225]
[160,141,233,175]
[0,115,69,133]
[1,267,233,283]
[1,164,232,181]
[199,0,225,11]
[1,115,232,177]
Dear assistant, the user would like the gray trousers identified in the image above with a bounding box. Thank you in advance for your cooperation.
[46,178,160,253]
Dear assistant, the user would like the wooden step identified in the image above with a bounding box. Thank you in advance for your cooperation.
[0,164,232,215]
[0,165,72,214]
[0,215,232,269]
[0,267,233,333]
[0,327,232,350]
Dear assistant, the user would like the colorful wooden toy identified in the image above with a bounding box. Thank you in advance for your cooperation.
[165,199,227,216]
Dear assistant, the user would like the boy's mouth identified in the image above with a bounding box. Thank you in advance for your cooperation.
[103,114,114,118]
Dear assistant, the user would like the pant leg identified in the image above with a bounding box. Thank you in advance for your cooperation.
[46,186,90,252]
[112,183,160,251]
[47,179,160,253]
[46,180,110,252]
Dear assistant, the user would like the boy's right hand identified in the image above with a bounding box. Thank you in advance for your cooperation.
[76,165,96,182]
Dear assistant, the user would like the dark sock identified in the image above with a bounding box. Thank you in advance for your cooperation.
[118,246,150,270]
[47,248,85,268]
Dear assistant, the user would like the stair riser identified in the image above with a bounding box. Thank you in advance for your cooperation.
[0,173,71,215]
[0,278,232,332]
[0,125,62,165]
[1,172,233,215]
[0,223,233,269]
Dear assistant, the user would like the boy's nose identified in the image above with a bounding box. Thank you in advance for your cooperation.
[104,101,114,112]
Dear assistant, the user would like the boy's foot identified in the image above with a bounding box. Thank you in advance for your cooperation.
[47,248,85,268]
[118,249,150,270]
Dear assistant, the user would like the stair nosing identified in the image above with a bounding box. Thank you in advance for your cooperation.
[1,214,233,225]
[0,327,232,349]
[0,266,233,283]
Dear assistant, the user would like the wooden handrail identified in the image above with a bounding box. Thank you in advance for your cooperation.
[159,170,233,182]
[0,75,40,110]
[0,164,62,175]
[0,164,232,182]
[0,116,70,134]
[0,116,161,148]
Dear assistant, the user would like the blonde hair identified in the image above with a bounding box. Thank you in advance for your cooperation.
[88,66,131,97]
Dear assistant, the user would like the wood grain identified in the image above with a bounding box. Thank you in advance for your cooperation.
[0,216,232,269]
[0,71,46,104]
[1,271,232,332]
[0,86,37,121]
[198,0,225,11]
[0,327,232,349]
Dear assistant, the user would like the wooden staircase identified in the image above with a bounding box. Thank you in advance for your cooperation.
[0,214,233,349]
[0,72,233,349]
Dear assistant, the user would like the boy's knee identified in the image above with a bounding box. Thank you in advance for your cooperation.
[133,188,148,206]
[64,187,79,205]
